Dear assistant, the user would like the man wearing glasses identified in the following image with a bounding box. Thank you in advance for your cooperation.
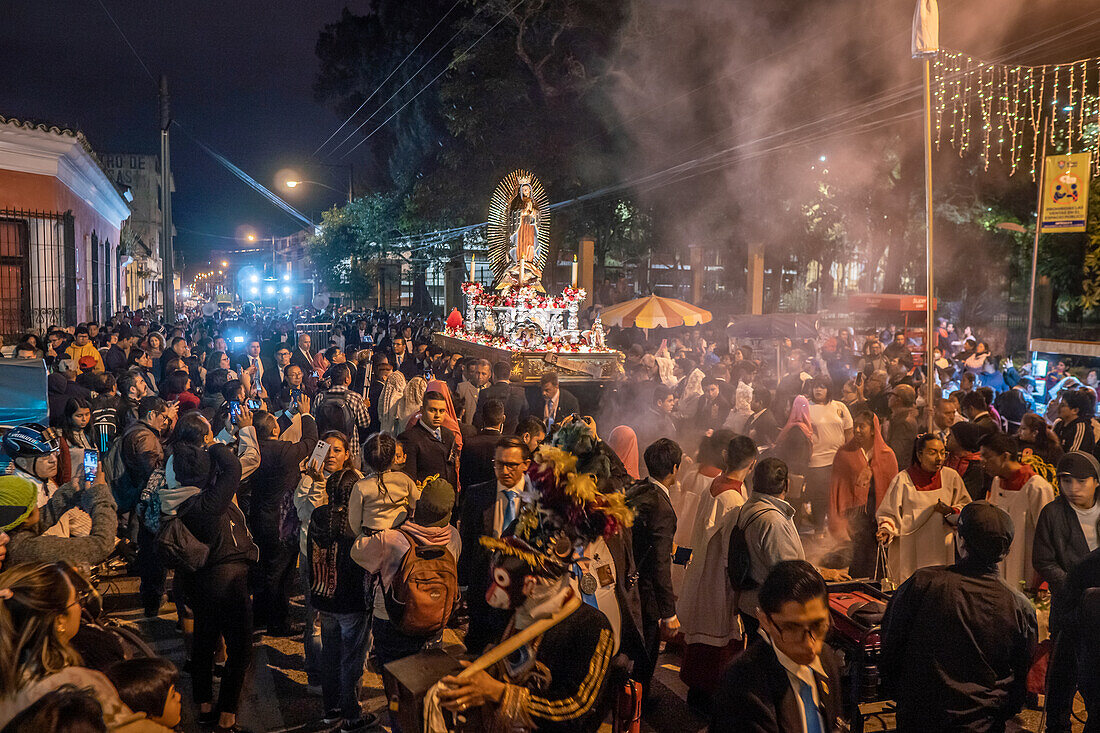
[710,560,842,732]
[457,436,532,654]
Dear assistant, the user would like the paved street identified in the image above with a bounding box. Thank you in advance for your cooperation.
[99,565,1084,733]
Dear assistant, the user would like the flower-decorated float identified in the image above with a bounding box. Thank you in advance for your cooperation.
[433,170,623,383]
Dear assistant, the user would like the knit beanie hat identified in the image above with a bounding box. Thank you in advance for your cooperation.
[414,475,455,527]
[0,476,39,531]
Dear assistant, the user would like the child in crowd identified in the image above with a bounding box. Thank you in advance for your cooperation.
[104,657,182,729]
[347,433,420,536]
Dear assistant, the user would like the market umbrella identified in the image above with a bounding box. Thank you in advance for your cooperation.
[599,295,712,328]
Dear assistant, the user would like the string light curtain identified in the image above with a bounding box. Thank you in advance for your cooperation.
[932,50,1100,177]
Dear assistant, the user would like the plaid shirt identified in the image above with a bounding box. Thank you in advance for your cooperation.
[312,385,371,465]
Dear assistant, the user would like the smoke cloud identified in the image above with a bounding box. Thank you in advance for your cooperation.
[604,0,1059,303]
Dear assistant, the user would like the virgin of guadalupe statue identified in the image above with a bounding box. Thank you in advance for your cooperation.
[487,170,550,291]
[506,180,542,286]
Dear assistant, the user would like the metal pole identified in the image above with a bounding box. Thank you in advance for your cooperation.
[923,57,935,430]
[347,163,354,204]
[159,75,175,324]
[1026,120,1049,354]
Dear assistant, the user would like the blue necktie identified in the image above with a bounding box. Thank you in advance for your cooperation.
[798,678,824,733]
[501,490,518,533]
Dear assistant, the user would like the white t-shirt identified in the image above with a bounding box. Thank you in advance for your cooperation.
[1072,500,1100,552]
[807,400,854,468]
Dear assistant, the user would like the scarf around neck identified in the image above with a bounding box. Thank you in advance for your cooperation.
[906,463,943,492]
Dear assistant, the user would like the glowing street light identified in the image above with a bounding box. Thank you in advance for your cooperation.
[284,179,301,188]
[220,260,228,267]
[246,233,256,242]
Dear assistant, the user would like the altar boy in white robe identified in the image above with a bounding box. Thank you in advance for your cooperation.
[979,432,1054,591]
[877,433,971,587]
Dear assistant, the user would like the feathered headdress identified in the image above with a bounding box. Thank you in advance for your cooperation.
[480,445,633,578]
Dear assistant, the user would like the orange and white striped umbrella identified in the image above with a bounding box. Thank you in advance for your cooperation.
[598,295,712,329]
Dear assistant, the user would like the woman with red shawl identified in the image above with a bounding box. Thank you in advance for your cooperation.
[829,410,898,578]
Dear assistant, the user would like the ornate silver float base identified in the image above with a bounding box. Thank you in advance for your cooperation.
[432,333,624,383]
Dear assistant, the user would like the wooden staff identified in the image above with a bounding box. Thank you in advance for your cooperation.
[455,592,582,680]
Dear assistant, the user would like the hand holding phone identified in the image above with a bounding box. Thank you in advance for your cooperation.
[83,450,99,484]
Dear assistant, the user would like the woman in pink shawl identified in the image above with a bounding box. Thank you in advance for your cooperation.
[767,394,813,478]
[607,425,641,480]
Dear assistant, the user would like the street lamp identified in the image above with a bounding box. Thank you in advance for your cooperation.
[281,162,354,203]
[283,178,352,204]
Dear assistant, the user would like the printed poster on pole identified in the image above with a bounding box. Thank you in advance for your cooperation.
[1040,153,1091,233]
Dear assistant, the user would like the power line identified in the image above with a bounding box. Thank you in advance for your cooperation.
[338,0,523,159]
[313,0,464,157]
[174,122,315,230]
[92,0,157,85]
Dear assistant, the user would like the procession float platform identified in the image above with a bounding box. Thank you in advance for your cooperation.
[432,332,623,384]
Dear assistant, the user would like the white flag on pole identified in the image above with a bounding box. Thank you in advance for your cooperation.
[912,0,939,58]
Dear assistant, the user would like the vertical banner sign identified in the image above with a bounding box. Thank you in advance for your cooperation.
[1040,153,1091,233]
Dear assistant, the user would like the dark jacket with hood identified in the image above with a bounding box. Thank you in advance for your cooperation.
[172,442,257,568]
[1034,494,1100,630]
[47,373,92,428]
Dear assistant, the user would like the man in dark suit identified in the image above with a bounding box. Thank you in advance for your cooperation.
[261,345,292,401]
[347,318,371,349]
[366,355,392,434]
[236,338,269,396]
[290,332,314,375]
[460,399,504,489]
[398,389,458,488]
[710,561,843,733]
[475,361,528,433]
[390,335,419,380]
[529,371,579,430]
[245,405,318,636]
[457,435,530,654]
[627,437,681,697]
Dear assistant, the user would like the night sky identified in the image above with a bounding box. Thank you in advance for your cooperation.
[2,1,372,272]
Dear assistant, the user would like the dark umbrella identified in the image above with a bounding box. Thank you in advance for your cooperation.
[726,314,819,340]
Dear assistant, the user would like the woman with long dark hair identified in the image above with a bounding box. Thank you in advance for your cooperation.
[347,433,419,536]
[1017,412,1064,468]
[0,562,172,731]
[295,431,375,730]
[164,412,256,731]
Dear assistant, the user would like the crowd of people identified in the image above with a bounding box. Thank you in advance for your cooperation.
[0,307,1095,733]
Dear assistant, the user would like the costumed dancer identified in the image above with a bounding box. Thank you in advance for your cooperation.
[876,433,971,587]
[432,444,632,732]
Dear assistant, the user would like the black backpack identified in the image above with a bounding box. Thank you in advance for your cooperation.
[727,505,781,592]
[156,496,210,574]
[316,392,356,441]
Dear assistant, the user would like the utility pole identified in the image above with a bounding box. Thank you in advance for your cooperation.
[160,75,175,323]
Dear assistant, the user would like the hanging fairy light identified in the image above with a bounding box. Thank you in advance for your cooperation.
[934,49,1100,180]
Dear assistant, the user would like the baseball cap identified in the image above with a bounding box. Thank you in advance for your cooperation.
[78,355,97,371]
[957,501,1014,564]
[1056,451,1100,482]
